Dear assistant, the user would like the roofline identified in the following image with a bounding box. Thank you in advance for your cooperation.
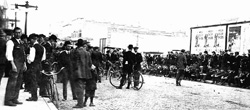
[190,20,250,29]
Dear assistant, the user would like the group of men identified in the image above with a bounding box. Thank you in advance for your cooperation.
[116,44,143,89]
[0,27,59,106]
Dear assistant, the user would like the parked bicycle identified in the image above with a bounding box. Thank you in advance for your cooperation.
[109,63,144,90]
[41,62,65,108]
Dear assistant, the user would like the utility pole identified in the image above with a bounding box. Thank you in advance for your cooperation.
[15,1,38,35]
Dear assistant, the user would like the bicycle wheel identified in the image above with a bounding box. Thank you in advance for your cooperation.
[109,68,124,88]
[132,72,144,90]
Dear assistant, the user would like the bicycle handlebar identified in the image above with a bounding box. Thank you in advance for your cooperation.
[41,67,65,76]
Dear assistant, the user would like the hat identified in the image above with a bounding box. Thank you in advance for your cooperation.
[128,44,133,49]
[49,34,58,42]
[21,34,28,40]
[75,39,89,46]
[134,46,139,49]
[63,41,71,46]
[181,49,185,53]
[93,46,99,50]
[0,29,6,37]
[28,33,38,40]
[38,34,46,38]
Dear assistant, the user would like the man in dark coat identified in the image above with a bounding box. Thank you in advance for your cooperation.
[133,47,143,89]
[0,29,7,85]
[117,44,135,89]
[91,46,103,83]
[4,27,27,106]
[72,39,93,108]
[58,41,77,100]
[26,34,46,101]
[176,49,187,86]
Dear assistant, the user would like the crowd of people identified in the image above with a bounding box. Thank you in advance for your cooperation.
[144,49,250,88]
[0,27,144,108]
[0,27,101,108]
[1,27,250,108]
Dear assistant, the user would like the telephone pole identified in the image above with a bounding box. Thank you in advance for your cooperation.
[15,1,38,35]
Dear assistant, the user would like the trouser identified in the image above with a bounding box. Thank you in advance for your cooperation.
[176,69,184,84]
[29,63,41,99]
[62,67,77,99]
[0,64,5,85]
[95,66,101,82]
[23,64,31,91]
[4,62,24,102]
[133,70,140,87]
[75,78,86,105]
[119,71,132,88]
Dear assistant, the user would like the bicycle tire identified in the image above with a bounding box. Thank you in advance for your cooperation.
[109,68,124,87]
[132,72,144,90]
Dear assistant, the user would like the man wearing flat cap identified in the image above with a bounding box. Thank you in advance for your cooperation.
[26,33,46,101]
[0,29,7,85]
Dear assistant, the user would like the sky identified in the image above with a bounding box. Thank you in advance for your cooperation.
[4,0,250,35]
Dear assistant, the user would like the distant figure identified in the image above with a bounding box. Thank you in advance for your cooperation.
[176,49,187,86]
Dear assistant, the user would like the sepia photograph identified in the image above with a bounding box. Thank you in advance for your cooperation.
[1,0,250,110]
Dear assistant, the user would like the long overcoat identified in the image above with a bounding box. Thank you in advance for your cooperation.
[72,47,92,79]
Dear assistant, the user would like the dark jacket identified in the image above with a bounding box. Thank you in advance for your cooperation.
[72,47,92,79]
[122,50,135,73]
[91,50,103,67]
[176,53,187,69]
[134,52,143,70]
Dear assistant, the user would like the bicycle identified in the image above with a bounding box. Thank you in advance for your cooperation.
[106,61,121,80]
[109,64,144,90]
[40,62,65,108]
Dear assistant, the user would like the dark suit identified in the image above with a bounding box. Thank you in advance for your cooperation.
[0,37,7,84]
[119,50,135,88]
[58,50,77,100]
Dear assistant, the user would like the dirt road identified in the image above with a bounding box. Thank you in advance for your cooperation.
[57,75,250,110]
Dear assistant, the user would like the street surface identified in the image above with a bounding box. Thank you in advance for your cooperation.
[58,75,250,110]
